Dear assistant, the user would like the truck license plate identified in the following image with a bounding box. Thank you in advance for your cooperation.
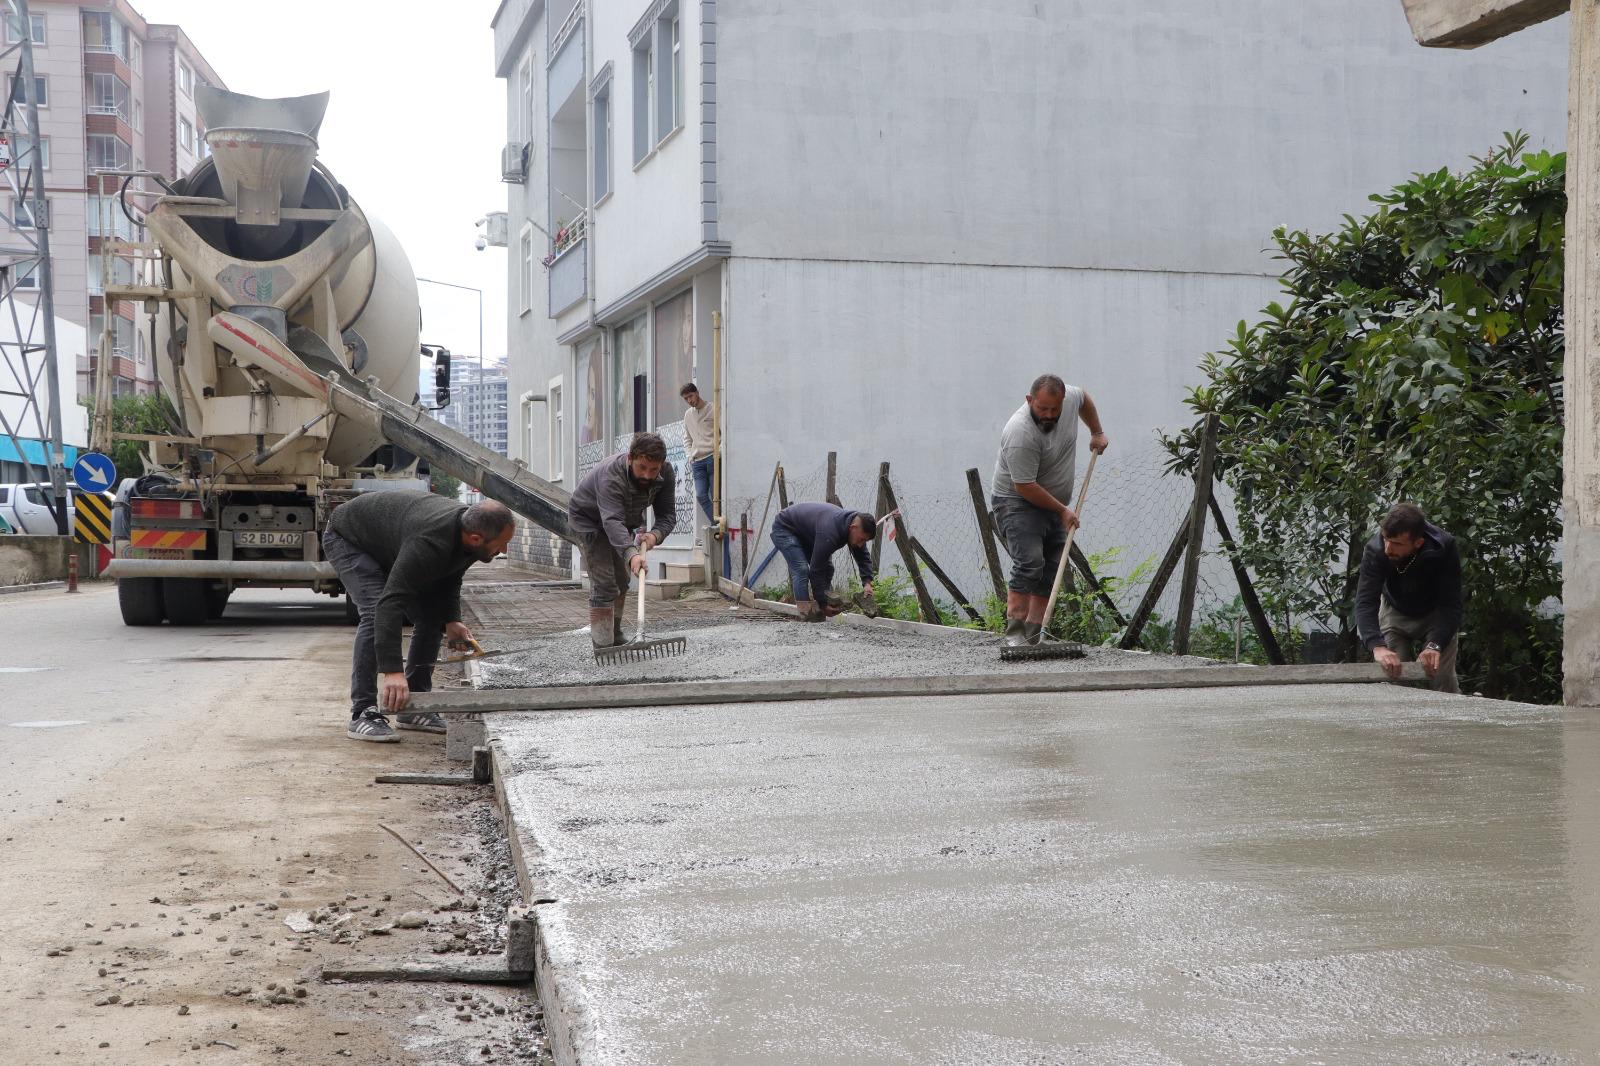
[235,530,302,547]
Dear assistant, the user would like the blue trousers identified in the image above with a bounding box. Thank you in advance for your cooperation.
[769,522,815,602]
[691,456,714,521]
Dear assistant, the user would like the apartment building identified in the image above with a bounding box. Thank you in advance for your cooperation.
[436,356,511,459]
[491,0,1567,582]
[0,0,224,403]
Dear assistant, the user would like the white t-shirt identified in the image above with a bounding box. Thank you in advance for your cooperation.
[991,388,1085,504]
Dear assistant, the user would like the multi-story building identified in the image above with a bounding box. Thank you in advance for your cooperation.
[0,0,225,405]
[435,356,511,459]
[492,1,1568,581]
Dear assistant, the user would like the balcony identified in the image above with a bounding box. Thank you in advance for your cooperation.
[548,237,586,316]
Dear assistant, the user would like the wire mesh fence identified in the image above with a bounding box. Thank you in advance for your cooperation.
[722,439,1279,660]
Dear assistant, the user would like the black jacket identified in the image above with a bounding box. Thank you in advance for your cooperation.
[1354,523,1463,651]
[328,491,477,672]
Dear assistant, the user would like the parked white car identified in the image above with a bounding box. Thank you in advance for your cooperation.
[0,482,80,535]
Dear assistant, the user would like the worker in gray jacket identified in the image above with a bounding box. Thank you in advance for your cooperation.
[323,492,515,743]
[568,432,677,649]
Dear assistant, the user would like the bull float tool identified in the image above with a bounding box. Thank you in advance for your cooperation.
[1000,451,1099,663]
[594,552,688,664]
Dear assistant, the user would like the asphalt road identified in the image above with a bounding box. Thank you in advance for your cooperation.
[0,584,347,813]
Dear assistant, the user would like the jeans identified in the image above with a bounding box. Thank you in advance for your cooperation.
[691,456,715,522]
[322,530,441,716]
[991,498,1066,596]
[1379,600,1461,694]
[769,522,814,603]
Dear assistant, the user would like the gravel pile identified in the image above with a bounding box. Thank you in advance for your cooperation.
[474,618,1208,689]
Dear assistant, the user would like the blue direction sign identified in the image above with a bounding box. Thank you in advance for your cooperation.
[72,451,117,492]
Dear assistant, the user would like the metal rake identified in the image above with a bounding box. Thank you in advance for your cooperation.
[593,560,688,664]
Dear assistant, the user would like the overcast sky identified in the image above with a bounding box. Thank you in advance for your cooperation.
[134,0,511,371]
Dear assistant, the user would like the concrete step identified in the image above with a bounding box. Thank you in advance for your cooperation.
[644,578,693,601]
[661,561,704,584]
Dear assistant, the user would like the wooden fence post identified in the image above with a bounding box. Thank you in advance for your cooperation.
[965,468,1007,601]
[739,511,749,579]
[1173,414,1220,655]
[878,472,941,624]
[1208,495,1286,665]
[777,465,789,509]
[871,461,890,572]
[825,452,840,506]
[1069,542,1128,628]
[1119,520,1191,650]
[910,537,981,622]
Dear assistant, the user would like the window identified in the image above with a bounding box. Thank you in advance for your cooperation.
[519,224,533,315]
[593,81,612,200]
[669,17,681,132]
[15,135,51,171]
[89,73,128,118]
[613,314,648,434]
[82,12,127,59]
[518,54,534,143]
[178,62,193,96]
[631,3,682,164]
[132,98,142,133]
[13,259,38,290]
[12,198,47,229]
[178,117,194,152]
[5,12,46,45]
[575,338,602,445]
[10,74,46,108]
[548,379,564,480]
[652,290,693,427]
[632,40,650,164]
[130,39,141,73]
[88,133,129,172]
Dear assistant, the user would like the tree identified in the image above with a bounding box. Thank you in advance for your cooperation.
[1166,134,1564,702]
[429,470,462,500]
[81,394,181,484]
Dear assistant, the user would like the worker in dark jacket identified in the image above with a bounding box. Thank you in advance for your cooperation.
[323,491,515,742]
[1355,502,1463,693]
[769,502,876,621]
[569,432,677,650]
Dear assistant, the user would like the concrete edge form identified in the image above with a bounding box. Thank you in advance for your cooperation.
[489,739,598,1066]
[714,575,991,640]
[414,661,1430,714]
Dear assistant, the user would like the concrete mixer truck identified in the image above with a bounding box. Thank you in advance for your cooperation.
[98,88,571,626]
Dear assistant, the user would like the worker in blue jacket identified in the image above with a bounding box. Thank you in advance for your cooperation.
[769,502,876,621]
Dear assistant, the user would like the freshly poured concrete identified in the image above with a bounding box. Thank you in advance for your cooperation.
[476,618,1200,689]
[492,685,1600,1065]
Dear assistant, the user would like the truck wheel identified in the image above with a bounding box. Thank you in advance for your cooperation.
[163,577,210,626]
[118,578,166,626]
[205,584,231,619]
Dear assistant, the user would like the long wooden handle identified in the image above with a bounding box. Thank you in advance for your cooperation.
[1038,450,1100,630]
[636,552,648,640]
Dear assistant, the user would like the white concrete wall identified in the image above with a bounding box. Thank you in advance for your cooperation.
[586,0,706,315]
[714,0,1568,272]
[708,0,1569,596]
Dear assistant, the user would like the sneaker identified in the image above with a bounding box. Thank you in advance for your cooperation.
[347,709,399,743]
[396,711,447,734]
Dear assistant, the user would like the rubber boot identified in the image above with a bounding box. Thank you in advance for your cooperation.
[1022,621,1044,646]
[796,599,821,622]
[590,607,617,650]
[1003,616,1028,647]
[613,593,628,645]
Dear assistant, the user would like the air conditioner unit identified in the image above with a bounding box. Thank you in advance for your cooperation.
[501,142,528,183]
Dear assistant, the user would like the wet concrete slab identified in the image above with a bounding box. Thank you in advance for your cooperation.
[491,685,1600,1065]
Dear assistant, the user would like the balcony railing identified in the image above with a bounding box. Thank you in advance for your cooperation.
[548,236,587,316]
